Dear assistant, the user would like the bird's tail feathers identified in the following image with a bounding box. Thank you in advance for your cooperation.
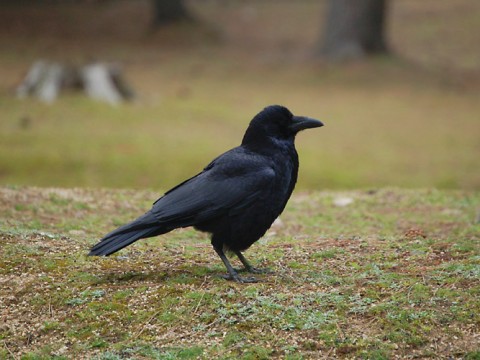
[88,212,163,256]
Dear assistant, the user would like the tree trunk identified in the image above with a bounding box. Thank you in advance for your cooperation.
[318,0,388,60]
[151,0,192,27]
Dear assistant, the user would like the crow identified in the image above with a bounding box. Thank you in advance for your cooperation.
[88,105,323,283]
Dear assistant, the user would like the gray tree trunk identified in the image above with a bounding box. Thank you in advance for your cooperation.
[318,0,388,60]
[151,0,192,27]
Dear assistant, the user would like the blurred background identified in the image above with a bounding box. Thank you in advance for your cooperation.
[0,0,479,191]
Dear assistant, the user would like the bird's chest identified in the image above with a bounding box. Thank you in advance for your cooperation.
[270,147,298,199]
[236,151,297,229]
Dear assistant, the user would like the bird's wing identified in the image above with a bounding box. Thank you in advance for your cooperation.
[150,161,275,228]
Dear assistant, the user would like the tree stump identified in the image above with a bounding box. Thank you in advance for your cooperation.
[16,61,134,104]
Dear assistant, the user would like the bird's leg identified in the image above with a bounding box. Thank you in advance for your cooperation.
[213,246,258,283]
[234,251,271,274]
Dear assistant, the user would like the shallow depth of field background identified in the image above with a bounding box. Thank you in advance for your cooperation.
[0,0,479,191]
[1,2,480,359]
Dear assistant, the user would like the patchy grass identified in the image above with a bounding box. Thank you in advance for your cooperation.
[1,186,479,359]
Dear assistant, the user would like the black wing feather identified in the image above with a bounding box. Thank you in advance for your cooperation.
[151,164,275,227]
[89,148,275,256]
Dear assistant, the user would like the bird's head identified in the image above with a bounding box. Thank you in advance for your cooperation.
[242,105,323,147]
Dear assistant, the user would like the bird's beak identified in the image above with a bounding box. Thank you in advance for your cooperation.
[290,116,324,132]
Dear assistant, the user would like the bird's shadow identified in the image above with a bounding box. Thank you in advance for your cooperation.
[91,265,225,285]
[90,265,275,286]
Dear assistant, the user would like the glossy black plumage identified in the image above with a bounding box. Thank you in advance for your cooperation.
[89,105,323,282]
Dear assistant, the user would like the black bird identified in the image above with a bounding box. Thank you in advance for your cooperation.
[89,105,323,282]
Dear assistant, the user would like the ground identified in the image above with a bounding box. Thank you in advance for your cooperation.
[1,186,479,359]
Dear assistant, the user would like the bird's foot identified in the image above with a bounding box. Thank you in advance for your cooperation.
[220,273,259,283]
[249,267,272,274]
[239,266,272,274]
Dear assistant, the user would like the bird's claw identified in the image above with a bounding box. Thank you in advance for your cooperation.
[220,274,259,283]
[246,267,272,274]
[235,266,272,274]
